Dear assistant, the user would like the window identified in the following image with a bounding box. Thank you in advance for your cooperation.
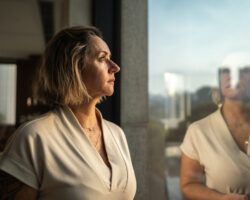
[149,0,250,199]
[0,64,17,125]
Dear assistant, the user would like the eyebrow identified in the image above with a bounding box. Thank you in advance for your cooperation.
[97,51,111,57]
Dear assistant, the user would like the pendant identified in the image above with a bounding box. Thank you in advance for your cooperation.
[83,127,96,131]
[86,127,95,131]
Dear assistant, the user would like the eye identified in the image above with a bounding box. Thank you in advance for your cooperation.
[98,55,112,62]
[98,56,106,62]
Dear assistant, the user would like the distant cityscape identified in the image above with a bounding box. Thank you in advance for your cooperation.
[149,71,217,131]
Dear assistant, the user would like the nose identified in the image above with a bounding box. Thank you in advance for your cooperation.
[109,60,120,73]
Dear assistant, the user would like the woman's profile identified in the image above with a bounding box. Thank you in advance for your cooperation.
[0,26,136,200]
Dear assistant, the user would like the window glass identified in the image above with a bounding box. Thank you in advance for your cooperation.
[149,0,250,199]
[0,64,17,125]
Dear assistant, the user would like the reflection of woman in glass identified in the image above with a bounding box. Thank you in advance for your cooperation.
[0,26,136,199]
[180,66,250,200]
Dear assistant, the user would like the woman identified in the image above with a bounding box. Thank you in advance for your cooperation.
[180,66,250,200]
[0,26,136,199]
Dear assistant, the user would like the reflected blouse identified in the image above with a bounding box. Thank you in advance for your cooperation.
[180,109,250,194]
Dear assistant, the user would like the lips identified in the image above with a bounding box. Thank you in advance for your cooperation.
[108,79,115,82]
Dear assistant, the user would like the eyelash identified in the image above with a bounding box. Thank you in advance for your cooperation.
[99,56,111,62]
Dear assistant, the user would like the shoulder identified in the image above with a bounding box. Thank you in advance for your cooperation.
[182,109,221,150]
[6,110,59,147]
[187,109,220,135]
[180,110,220,161]
[17,110,58,136]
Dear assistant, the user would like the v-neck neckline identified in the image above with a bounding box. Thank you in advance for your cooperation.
[61,106,114,190]
[216,109,250,159]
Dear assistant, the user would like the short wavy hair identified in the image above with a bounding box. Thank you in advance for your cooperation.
[34,26,102,106]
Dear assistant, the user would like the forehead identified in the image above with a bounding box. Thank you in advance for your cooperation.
[89,36,111,54]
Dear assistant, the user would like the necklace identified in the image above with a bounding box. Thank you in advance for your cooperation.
[82,124,97,132]
[95,130,102,149]
[89,130,101,149]
[83,126,102,149]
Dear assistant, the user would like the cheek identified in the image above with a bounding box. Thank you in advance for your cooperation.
[220,75,230,86]
[83,67,100,84]
[92,72,109,92]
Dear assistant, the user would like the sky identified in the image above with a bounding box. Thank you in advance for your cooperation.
[148,0,250,95]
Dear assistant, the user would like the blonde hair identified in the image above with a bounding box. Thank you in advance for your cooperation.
[34,26,102,106]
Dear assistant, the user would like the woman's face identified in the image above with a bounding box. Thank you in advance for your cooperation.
[82,36,120,99]
[220,67,250,101]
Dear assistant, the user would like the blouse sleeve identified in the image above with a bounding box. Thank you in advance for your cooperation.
[0,123,42,189]
[180,123,200,161]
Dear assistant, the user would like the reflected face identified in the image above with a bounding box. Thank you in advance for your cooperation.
[82,36,120,98]
[219,67,250,101]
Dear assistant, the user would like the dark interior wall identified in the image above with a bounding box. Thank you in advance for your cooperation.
[15,56,52,127]
[39,0,54,44]
[14,1,55,128]
[93,0,121,125]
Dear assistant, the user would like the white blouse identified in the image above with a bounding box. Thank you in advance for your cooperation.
[180,109,250,194]
[0,106,136,200]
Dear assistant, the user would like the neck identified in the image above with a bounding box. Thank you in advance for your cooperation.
[69,98,100,128]
[222,99,250,123]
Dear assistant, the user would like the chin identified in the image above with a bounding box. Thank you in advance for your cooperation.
[104,87,114,96]
[106,91,114,96]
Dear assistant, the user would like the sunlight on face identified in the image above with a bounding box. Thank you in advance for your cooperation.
[82,36,120,99]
